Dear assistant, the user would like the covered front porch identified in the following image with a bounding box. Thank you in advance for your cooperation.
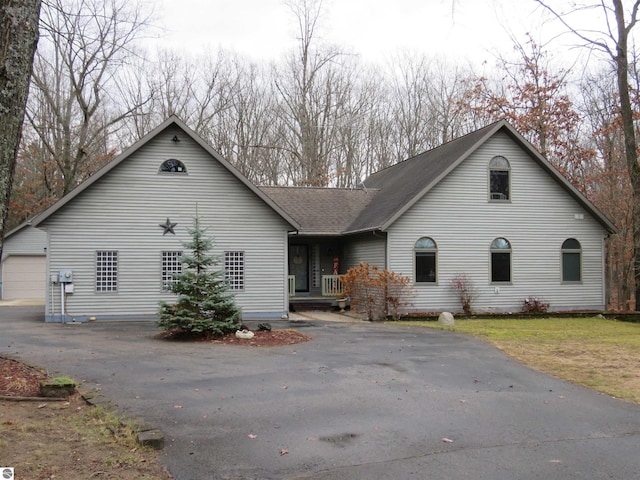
[287,237,346,310]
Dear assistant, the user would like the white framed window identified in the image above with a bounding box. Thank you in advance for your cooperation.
[415,237,437,283]
[225,251,245,291]
[162,251,183,291]
[96,250,118,292]
[561,239,582,282]
[490,237,511,283]
[489,156,511,201]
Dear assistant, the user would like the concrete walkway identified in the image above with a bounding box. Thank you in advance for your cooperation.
[288,310,366,323]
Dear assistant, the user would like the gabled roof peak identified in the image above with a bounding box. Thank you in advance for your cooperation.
[31,115,300,230]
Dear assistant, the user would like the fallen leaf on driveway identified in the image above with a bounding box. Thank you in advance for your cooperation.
[442,438,454,443]
[174,405,183,409]
[280,448,289,455]
[248,434,257,439]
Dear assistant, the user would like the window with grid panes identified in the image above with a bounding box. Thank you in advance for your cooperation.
[224,251,244,290]
[162,251,183,291]
[96,251,118,292]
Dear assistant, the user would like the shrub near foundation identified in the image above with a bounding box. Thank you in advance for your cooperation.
[341,263,412,320]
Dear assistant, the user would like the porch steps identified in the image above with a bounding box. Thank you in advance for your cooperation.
[289,298,336,312]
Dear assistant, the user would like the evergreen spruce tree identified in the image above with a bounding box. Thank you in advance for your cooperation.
[157,216,241,339]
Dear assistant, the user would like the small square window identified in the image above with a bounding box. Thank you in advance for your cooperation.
[96,251,118,292]
[162,251,183,291]
[225,251,244,291]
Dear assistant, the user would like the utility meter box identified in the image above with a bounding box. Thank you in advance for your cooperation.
[58,270,73,283]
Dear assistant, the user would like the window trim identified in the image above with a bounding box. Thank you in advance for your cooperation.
[414,237,437,284]
[224,251,245,291]
[159,158,187,174]
[161,250,183,292]
[488,156,511,202]
[561,238,582,283]
[490,237,512,283]
[96,250,118,293]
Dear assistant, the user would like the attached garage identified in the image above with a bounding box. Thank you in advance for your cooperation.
[1,255,46,300]
[1,223,48,301]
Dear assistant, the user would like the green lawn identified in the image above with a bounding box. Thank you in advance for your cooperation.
[399,317,640,404]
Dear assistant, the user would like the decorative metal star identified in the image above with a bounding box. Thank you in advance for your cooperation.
[159,217,177,235]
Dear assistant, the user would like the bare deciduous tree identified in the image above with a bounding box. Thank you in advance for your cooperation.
[26,0,151,196]
[580,71,635,309]
[273,0,346,186]
[462,34,595,190]
[533,0,640,309]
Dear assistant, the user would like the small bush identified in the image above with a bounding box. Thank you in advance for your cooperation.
[341,263,413,321]
[521,297,550,314]
[449,273,477,314]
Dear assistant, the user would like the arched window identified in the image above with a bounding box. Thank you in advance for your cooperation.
[489,156,510,201]
[415,237,437,283]
[490,237,511,282]
[160,159,187,173]
[562,238,582,282]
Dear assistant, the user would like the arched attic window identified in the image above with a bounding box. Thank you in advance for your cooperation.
[159,159,187,173]
[489,156,510,201]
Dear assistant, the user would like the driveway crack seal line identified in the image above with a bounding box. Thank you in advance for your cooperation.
[81,388,165,450]
[283,432,640,479]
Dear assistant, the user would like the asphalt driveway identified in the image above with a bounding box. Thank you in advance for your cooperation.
[1,306,639,479]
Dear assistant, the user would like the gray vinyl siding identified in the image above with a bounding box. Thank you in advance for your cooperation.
[2,226,47,260]
[344,233,387,270]
[40,125,291,320]
[387,132,608,313]
[1,226,48,299]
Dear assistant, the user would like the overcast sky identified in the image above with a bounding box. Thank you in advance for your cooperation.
[152,0,554,66]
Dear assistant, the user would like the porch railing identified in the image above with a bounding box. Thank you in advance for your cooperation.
[288,275,345,297]
[322,275,344,297]
[288,275,296,297]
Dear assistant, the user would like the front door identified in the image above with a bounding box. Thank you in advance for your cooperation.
[289,244,309,293]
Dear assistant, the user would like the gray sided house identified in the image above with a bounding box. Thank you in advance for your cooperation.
[22,116,615,321]
[264,120,617,314]
[31,116,299,322]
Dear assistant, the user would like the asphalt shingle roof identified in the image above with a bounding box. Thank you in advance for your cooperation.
[346,122,500,232]
[261,120,616,235]
[259,186,378,235]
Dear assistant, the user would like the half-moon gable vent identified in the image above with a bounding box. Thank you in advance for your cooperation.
[160,159,187,173]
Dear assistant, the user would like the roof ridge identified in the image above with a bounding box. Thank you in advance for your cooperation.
[367,119,505,178]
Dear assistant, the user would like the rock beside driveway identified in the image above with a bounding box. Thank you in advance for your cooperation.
[438,311,455,326]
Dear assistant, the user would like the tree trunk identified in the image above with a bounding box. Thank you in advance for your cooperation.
[0,0,41,257]
[612,0,640,310]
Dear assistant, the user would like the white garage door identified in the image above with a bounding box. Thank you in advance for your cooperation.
[2,255,46,300]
